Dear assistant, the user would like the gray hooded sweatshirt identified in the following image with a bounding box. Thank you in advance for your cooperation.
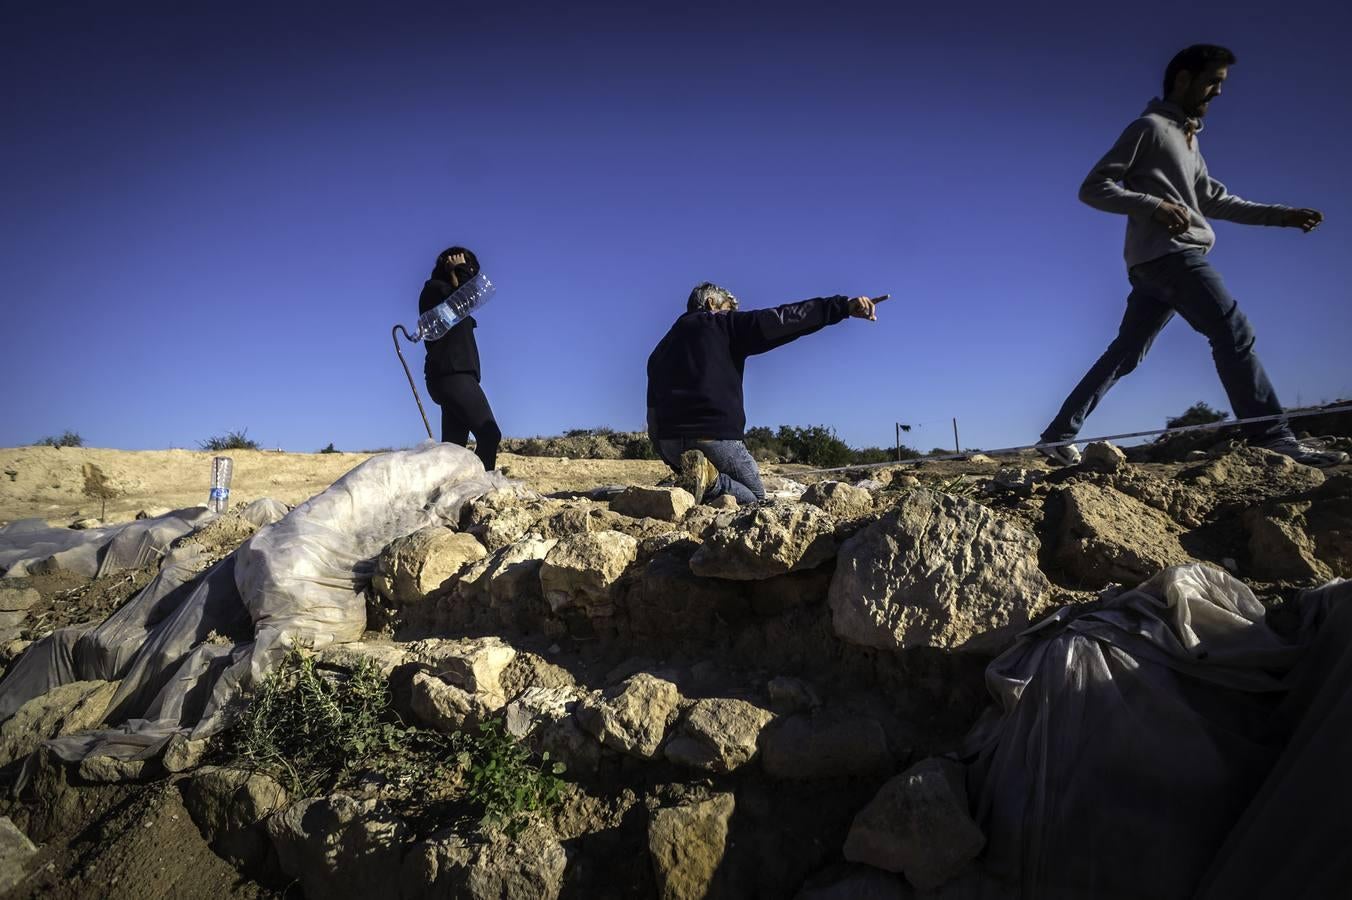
[1079,99,1289,269]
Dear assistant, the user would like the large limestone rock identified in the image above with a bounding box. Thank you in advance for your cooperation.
[1244,476,1352,581]
[539,530,638,613]
[829,489,1048,654]
[1081,441,1127,473]
[843,758,985,891]
[1052,482,1193,587]
[575,672,681,759]
[372,526,486,604]
[0,679,120,766]
[761,710,893,780]
[690,501,838,580]
[267,795,409,900]
[664,697,775,774]
[0,817,38,895]
[406,636,517,708]
[0,586,38,638]
[409,671,492,733]
[803,481,874,519]
[180,766,290,875]
[611,486,696,522]
[402,823,567,900]
[460,536,559,611]
[648,793,736,900]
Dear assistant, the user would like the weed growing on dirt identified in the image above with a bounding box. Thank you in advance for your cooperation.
[231,649,408,796]
[200,429,262,451]
[229,649,568,835]
[460,719,567,835]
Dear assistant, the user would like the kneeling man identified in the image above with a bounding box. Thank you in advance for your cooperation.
[646,282,885,504]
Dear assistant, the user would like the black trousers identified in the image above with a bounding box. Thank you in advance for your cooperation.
[425,373,501,470]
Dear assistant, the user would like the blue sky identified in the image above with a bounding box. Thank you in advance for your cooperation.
[3,0,1348,453]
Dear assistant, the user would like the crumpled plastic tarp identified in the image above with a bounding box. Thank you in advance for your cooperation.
[0,508,214,579]
[0,443,500,763]
[961,563,1350,900]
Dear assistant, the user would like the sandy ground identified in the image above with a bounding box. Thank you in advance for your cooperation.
[0,446,674,526]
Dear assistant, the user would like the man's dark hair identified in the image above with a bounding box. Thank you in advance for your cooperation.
[1163,44,1236,96]
[432,246,480,282]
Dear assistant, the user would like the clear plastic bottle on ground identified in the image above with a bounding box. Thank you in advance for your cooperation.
[209,456,233,513]
[416,272,496,342]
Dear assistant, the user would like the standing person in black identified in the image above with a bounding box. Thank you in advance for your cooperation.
[419,246,501,470]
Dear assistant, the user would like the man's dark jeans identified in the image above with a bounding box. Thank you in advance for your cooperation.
[1042,249,1293,444]
[653,437,766,505]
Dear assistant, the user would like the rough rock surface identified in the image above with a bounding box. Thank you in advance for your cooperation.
[1244,476,1352,581]
[539,530,638,613]
[1053,482,1193,587]
[372,526,487,604]
[409,671,492,732]
[843,757,985,891]
[648,793,736,900]
[690,501,838,580]
[576,672,681,759]
[802,481,874,520]
[267,795,409,900]
[664,697,775,773]
[1081,441,1127,473]
[402,823,567,900]
[0,587,38,639]
[611,486,696,522]
[761,710,893,780]
[0,679,120,766]
[830,489,1048,653]
[407,636,517,708]
[0,816,38,894]
[180,766,290,874]
[459,535,558,612]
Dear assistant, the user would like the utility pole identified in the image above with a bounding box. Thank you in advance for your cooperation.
[953,418,960,454]
[895,423,901,462]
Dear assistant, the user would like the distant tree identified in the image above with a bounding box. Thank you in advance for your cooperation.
[318,442,339,454]
[36,430,84,448]
[927,447,952,457]
[1166,402,1229,430]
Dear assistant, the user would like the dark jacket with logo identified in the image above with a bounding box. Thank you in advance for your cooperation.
[646,295,850,440]
[419,278,481,381]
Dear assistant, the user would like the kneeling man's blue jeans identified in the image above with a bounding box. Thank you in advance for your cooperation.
[1042,249,1293,444]
[654,437,765,505]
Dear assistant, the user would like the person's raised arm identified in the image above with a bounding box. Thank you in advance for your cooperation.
[728,294,887,357]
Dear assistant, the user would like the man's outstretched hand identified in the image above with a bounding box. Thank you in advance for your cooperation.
[849,294,888,321]
[1282,208,1323,232]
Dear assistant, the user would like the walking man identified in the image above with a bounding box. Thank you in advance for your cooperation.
[1038,44,1346,467]
[647,282,886,504]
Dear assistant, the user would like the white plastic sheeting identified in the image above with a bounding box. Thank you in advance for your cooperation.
[0,443,500,763]
[962,564,1348,900]
[0,508,213,579]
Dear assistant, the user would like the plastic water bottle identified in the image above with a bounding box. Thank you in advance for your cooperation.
[416,272,495,341]
[209,456,233,513]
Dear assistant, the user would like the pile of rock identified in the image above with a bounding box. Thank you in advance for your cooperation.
[1,441,1347,898]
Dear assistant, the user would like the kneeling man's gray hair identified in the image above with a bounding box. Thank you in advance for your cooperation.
[686,282,738,313]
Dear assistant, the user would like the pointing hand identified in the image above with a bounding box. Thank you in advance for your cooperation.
[849,294,888,322]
